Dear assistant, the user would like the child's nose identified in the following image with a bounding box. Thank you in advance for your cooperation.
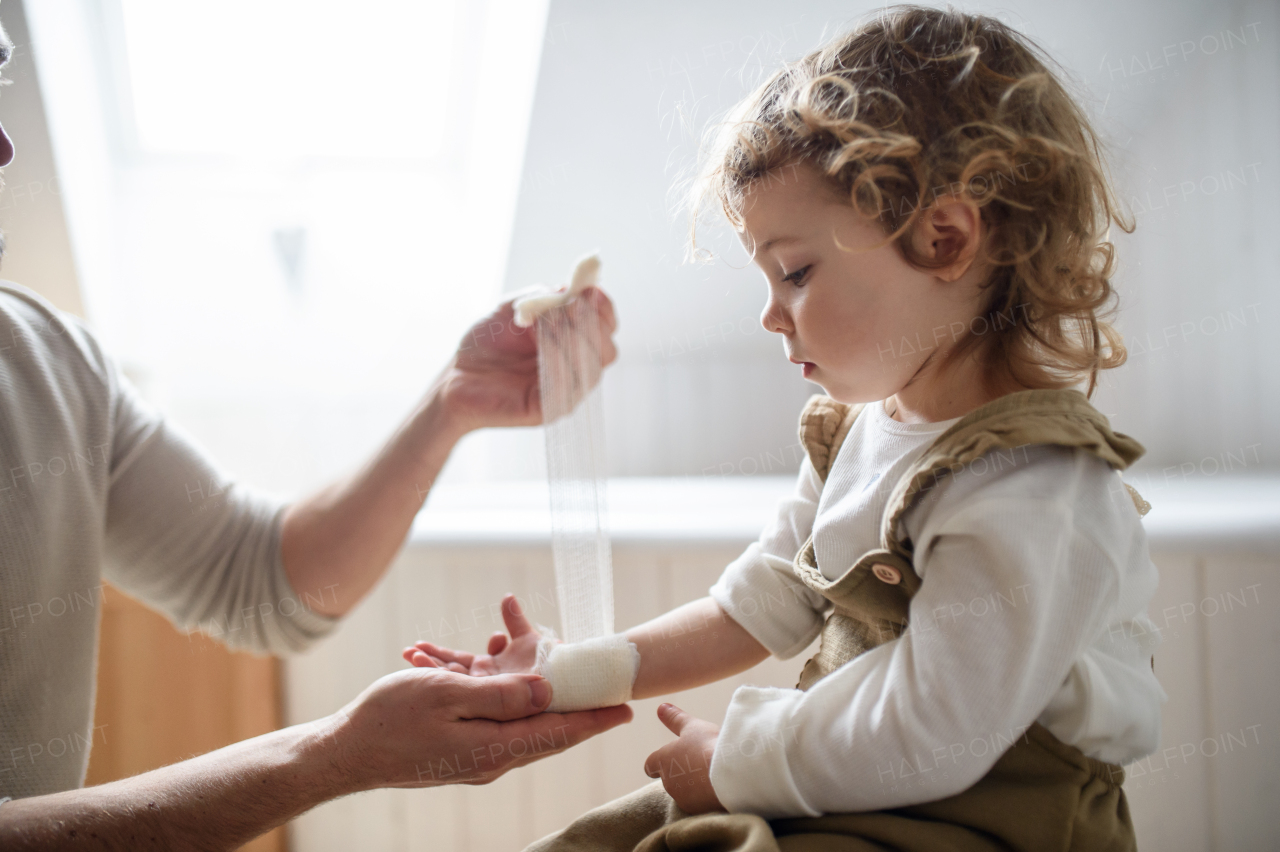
[760,297,790,335]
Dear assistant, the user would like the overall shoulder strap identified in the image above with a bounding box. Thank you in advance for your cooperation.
[880,389,1148,556]
[798,394,865,483]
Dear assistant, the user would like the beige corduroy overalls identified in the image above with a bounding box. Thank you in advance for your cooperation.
[527,389,1150,852]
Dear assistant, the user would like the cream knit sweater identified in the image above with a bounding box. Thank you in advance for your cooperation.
[0,284,336,800]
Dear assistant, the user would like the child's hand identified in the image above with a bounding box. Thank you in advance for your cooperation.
[643,703,724,815]
[402,594,543,677]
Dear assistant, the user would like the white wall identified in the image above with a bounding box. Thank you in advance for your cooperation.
[1091,0,1280,476]
[19,0,1277,490]
[473,0,1279,484]
[26,0,552,498]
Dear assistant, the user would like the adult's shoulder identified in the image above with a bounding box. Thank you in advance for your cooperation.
[0,281,119,446]
[0,281,114,385]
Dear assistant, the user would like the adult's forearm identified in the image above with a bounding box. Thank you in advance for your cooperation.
[626,597,770,700]
[281,380,468,616]
[0,717,348,852]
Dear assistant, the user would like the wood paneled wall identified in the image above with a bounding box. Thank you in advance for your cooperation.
[87,584,285,852]
[285,543,1280,852]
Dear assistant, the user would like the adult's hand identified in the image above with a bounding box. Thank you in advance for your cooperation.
[0,670,631,851]
[434,286,618,434]
[281,286,618,617]
[332,667,632,788]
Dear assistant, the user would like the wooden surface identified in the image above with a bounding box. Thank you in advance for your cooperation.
[86,584,286,852]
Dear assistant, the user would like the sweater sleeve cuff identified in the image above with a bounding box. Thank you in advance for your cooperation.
[710,685,820,819]
[263,505,341,651]
[709,543,824,659]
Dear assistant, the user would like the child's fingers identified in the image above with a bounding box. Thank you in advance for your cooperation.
[643,743,671,779]
[416,641,477,668]
[501,593,536,639]
[410,648,466,672]
[406,649,440,668]
[401,646,433,666]
[487,632,509,655]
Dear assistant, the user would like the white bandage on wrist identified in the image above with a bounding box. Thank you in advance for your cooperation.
[535,632,640,713]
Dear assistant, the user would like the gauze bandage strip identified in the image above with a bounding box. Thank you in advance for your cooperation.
[513,254,639,711]
[514,254,615,644]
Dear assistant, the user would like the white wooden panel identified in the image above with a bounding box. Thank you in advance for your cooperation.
[287,540,1280,852]
[1123,553,1212,851]
[284,567,412,852]
[1200,555,1279,852]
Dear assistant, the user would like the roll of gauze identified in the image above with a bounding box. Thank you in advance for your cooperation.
[512,254,601,328]
[535,633,640,713]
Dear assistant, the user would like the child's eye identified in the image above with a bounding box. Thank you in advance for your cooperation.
[782,265,811,286]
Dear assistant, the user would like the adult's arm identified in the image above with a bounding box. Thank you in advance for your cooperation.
[281,288,617,616]
[101,289,617,649]
[0,670,631,851]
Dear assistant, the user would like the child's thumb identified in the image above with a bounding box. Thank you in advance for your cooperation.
[501,593,536,638]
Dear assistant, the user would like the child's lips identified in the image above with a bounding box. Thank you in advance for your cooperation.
[789,356,815,377]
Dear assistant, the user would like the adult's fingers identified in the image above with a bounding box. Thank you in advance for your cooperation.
[500,594,536,639]
[446,672,554,721]
[580,288,618,368]
[485,704,635,775]
[600,335,618,368]
[585,286,617,334]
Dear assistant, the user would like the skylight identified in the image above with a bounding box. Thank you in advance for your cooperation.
[119,0,456,159]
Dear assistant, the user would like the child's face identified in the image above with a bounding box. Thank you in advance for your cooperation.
[740,163,980,405]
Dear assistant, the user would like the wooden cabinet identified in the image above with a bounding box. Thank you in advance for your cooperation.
[87,584,285,852]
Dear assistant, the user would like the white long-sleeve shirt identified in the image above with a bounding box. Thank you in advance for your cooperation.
[707,397,1165,818]
[0,284,337,800]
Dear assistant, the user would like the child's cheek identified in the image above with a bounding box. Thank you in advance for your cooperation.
[828,314,884,370]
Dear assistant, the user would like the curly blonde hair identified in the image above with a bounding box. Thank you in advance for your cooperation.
[692,5,1132,395]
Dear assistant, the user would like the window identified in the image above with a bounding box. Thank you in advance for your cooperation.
[35,0,549,492]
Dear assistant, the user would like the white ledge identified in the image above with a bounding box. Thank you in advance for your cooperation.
[408,474,1280,553]
[410,476,793,547]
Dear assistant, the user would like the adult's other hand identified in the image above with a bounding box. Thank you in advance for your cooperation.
[0,669,630,851]
[329,667,632,789]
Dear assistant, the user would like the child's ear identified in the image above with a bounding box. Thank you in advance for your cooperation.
[912,197,983,282]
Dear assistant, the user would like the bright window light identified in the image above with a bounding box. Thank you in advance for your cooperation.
[31,0,548,491]
[119,0,456,159]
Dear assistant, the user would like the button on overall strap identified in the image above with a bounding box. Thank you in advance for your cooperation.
[791,390,1148,691]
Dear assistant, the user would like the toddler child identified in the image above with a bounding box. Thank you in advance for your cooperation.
[405,7,1163,850]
